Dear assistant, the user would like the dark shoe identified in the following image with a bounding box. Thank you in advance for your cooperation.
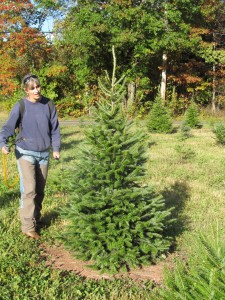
[23,231,41,240]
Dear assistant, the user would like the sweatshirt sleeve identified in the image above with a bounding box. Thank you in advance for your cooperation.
[50,104,61,152]
[0,103,20,148]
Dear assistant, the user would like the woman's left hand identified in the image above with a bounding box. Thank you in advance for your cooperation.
[53,152,60,160]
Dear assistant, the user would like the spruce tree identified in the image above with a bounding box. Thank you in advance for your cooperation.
[155,225,225,300]
[213,122,225,145]
[61,47,173,273]
[147,95,173,133]
[184,102,200,128]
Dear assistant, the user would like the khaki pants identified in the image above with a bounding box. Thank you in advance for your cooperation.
[16,147,49,233]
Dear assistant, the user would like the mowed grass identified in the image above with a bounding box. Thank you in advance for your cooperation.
[146,125,225,234]
[0,120,225,299]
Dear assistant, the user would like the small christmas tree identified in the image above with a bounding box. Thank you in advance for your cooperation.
[178,121,192,141]
[61,47,173,273]
[157,225,225,300]
[212,122,225,145]
[147,95,173,133]
[184,102,200,128]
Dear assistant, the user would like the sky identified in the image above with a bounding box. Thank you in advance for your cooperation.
[41,17,54,33]
[30,0,54,33]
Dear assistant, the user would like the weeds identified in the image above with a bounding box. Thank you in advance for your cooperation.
[175,142,196,162]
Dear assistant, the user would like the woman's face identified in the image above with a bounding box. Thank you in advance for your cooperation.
[25,83,41,102]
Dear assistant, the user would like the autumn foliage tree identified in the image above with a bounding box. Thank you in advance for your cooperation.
[0,0,52,100]
[53,0,225,115]
[168,0,225,112]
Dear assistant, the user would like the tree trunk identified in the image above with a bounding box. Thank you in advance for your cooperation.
[212,63,216,114]
[126,82,136,109]
[212,33,216,114]
[160,52,167,105]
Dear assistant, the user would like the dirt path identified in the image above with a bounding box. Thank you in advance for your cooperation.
[40,243,166,284]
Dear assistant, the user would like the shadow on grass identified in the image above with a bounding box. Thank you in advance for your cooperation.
[148,141,157,148]
[61,139,83,152]
[61,130,81,137]
[37,209,60,232]
[0,190,20,208]
[162,180,190,241]
[60,130,82,142]
[60,127,84,152]
[171,125,180,134]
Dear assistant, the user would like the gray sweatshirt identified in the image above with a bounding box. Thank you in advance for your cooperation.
[0,97,61,152]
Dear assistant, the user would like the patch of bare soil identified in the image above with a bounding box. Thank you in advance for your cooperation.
[40,244,167,284]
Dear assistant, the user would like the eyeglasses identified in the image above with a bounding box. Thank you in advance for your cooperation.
[23,75,38,85]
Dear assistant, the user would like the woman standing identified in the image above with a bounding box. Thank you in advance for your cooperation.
[0,74,61,239]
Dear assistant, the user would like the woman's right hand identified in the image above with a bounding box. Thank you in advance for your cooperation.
[2,146,9,154]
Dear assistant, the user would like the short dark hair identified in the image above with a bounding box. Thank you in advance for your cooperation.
[22,74,40,88]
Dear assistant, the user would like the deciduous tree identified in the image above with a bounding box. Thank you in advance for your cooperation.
[53,0,207,113]
[0,0,52,100]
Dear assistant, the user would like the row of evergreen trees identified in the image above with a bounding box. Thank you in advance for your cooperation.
[147,96,200,134]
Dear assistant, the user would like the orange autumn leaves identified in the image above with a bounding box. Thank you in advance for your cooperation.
[0,0,51,96]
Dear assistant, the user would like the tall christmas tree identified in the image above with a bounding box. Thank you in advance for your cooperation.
[61,47,173,273]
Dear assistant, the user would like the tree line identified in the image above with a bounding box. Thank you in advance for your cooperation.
[0,0,225,117]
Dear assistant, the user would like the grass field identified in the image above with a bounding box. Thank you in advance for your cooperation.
[0,119,225,299]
